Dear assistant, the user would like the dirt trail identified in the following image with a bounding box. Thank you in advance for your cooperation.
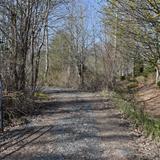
[136,85,160,118]
[0,89,158,160]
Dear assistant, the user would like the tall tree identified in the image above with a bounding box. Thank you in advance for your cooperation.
[0,0,69,91]
[103,0,160,82]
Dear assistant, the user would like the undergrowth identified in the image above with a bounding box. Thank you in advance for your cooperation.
[101,91,160,140]
[3,92,39,127]
[34,92,49,100]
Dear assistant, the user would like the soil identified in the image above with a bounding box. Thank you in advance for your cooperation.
[0,88,159,160]
[136,84,160,118]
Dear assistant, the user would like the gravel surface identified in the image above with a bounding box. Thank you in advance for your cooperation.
[0,90,159,160]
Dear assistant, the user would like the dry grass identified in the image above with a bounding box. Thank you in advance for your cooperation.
[101,91,160,139]
[2,92,38,127]
[136,85,160,118]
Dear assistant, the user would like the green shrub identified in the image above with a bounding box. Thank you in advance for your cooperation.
[143,64,155,78]
[157,81,160,88]
[120,76,126,81]
[135,76,145,84]
[34,92,49,100]
[128,78,138,83]
[3,92,35,126]
[127,82,138,89]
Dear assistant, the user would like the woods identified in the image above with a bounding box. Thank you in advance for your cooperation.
[0,1,160,159]
[0,0,68,91]
[0,0,159,91]
[103,0,160,83]
[0,0,159,129]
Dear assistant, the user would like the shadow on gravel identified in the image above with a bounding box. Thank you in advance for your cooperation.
[0,123,106,160]
[0,92,137,160]
[37,99,112,115]
[6,153,109,160]
[42,88,79,94]
[0,121,135,160]
[0,125,55,160]
[38,98,110,107]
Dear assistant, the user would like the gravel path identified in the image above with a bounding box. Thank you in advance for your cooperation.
[0,90,159,160]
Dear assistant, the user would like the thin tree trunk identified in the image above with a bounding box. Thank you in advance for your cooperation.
[44,24,49,78]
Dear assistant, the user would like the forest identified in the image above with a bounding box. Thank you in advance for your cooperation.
[0,0,159,91]
[0,0,160,159]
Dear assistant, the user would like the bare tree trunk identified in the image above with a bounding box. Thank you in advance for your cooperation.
[0,75,3,132]
[156,67,160,84]
[44,25,49,79]
[31,34,35,91]
[18,49,27,91]
[44,0,50,80]
[156,60,160,84]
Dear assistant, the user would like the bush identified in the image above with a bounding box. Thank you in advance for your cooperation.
[143,64,155,78]
[128,78,138,82]
[127,82,138,89]
[120,76,126,81]
[136,76,145,84]
[157,81,160,88]
[3,92,36,126]
[34,92,49,100]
